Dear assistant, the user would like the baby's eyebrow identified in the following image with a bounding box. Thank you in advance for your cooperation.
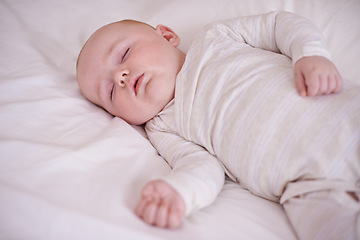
[106,39,123,59]
[106,42,117,56]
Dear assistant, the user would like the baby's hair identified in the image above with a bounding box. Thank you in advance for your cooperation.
[76,19,154,69]
[119,19,155,30]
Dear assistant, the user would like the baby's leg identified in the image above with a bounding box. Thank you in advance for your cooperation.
[283,190,360,240]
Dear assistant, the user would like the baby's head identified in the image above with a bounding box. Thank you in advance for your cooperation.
[77,20,185,125]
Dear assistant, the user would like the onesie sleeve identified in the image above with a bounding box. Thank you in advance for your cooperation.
[210,11,331,65]
[145,118,225,216]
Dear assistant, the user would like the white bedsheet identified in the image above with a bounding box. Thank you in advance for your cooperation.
[1,0,359,239]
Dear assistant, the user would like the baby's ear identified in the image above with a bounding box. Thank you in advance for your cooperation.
[155,24,180,47]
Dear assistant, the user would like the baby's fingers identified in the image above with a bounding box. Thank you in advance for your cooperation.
[168,208,183,229]
[324,75,336,95]
[295,71,307,97]
[155,203,169,228]
[322,74,342,95]
[135,195,151,217]
[294,56,343,97]
[305,72,320,97]
[143,201,159,225]
[318,75,328,95]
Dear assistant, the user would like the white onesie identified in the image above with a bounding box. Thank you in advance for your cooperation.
[145,11,360,238]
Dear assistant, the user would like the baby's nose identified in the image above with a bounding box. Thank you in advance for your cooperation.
[114,68,130,87]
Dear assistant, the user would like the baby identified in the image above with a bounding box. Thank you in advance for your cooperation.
[77,11,360,240]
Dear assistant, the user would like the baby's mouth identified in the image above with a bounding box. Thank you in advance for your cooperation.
[134,74,144,95]
[134,78,139,90]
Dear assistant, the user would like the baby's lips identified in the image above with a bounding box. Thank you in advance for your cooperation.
[134,74,145,95]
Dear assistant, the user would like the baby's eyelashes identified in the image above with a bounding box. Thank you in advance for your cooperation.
[121,48,130,63]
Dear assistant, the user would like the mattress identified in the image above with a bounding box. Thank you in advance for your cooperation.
[1,0,359,239]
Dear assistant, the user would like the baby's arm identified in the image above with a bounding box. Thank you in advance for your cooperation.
[137,120,225,228]
[135,180,185,228]
[294,56,343,97]
[214,11,343,96]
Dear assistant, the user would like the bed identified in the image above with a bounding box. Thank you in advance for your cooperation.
[1,0,359,239]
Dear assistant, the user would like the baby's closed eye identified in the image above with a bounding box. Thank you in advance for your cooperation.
[121,47,130,62]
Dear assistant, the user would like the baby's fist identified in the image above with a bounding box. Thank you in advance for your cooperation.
[294,56,342,97]
[135,180,186,229]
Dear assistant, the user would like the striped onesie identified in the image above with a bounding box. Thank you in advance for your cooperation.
[145,12,360,239]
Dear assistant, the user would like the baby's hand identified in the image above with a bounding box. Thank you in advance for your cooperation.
[294,56,342,97]
[135,180,186,229]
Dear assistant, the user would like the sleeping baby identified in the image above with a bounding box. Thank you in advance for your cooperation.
[76,11,360,240]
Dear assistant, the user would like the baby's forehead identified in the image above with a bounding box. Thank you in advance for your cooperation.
[82,20,155,59]
[84,21,144,50]
[94,20,153,36]
[80,23,124,57]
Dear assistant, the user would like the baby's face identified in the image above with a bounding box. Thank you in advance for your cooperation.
[77,20,185,125]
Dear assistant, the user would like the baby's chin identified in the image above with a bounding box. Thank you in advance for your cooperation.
[120,112,156,126]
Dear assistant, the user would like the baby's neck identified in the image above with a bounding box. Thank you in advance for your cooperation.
[177,50,186,75]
